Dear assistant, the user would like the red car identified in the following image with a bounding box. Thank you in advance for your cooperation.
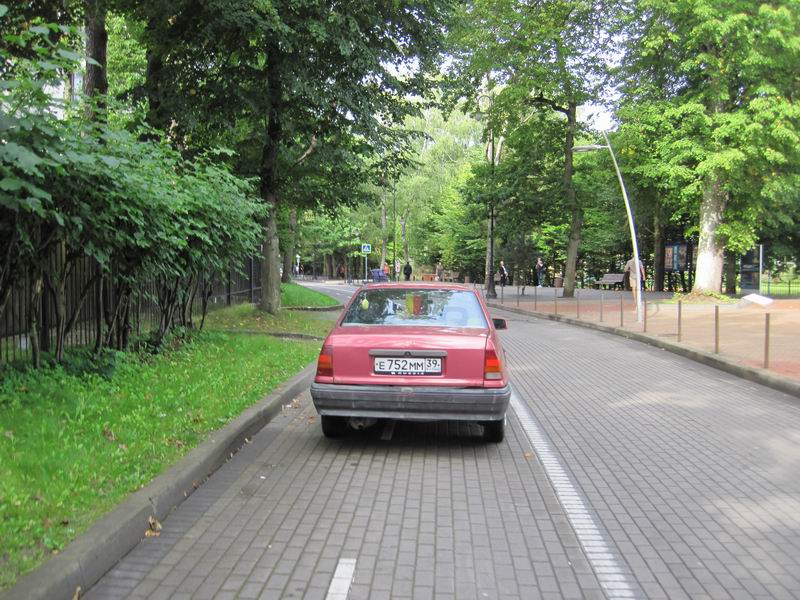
[310,283,511,442]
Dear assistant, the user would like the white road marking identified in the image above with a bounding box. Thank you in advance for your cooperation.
[511,393,638,599]
[326,557,357,600]
[381,420,396,441]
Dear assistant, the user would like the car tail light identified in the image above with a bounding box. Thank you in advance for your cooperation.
[484,348,503,380]
[317,345,333,377]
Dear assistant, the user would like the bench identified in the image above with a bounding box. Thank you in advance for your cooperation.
[593,273,625,290]
[442,271,459,282]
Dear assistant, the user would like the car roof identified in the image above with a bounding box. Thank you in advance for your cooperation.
[360,282,475,291]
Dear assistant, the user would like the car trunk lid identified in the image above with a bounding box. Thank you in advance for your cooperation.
[331,325,488,387]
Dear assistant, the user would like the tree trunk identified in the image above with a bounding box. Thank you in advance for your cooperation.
[402,216,409,264]
[144,19,166,134]
[94,267,104,353]
[260,206,281,313]
[693,175,727,292]
[28,274,43,369]
[84,1,108,355]
[653,194,665,292]
[724,249,737,295]
[380,199,387,268]
[562,102,580,298]
[281,208,296,283]
[484,217,492,288]
[259,46,283,314]
[83,0,108,118]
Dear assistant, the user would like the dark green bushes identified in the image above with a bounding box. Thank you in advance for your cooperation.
[1,13,264,367]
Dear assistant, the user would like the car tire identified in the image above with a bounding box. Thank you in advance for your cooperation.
[483,418,505,443]
[321,415,348,438]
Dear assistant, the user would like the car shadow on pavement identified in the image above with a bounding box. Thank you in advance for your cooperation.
[325,418,492,449]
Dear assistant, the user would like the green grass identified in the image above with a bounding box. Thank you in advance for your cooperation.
[203,303,336,338]
[759,281,798,296]
[0,331,320,591]
[280,282,339,307]
[661,290,738,304]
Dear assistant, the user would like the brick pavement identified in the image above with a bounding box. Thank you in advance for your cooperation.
[492,286,800,379]
[500,309,800,599]
[84,308,800,599]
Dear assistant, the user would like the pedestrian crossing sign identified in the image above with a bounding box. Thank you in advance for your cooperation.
[361,244,372,254]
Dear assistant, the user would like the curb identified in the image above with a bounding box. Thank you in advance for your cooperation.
[213,329,325,342]
[287,304,344,312]
[2,362,317,600]
[488,302,800,401]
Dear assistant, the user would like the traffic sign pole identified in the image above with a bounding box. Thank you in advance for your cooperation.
[361,243,371,283]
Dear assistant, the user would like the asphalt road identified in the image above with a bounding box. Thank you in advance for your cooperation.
[86,293,800,600]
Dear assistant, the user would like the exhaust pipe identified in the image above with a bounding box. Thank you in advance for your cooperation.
[348,417,377,430]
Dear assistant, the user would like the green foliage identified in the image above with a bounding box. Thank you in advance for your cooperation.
[0,331,319,590]
[105,12,146,104]
[432,168,487,277]
[1,15,264,360]
[617,0,800,288]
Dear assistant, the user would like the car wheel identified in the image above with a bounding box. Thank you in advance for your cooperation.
[483,418,505,443]
[321,415,348,438]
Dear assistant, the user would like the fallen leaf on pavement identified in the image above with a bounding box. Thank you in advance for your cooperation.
[145,515,162,537]
[523,452,534,459]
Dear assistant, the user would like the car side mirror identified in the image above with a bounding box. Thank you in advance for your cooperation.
[492,318,507,330]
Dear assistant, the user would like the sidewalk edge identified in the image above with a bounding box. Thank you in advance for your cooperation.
[287,304,344,312]
[489,303,800,401]
[1,361,317,600]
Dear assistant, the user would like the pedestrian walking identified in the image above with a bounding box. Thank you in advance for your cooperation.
[383,261,390,280]
[498,260,508,287]
[624,257,645,310]
[535,257,545,287]
[436,262,444,282]
[403,261,413,281]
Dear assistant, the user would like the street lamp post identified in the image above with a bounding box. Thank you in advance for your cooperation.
[574,131,643,322]
[393,180,397,282]
[477,94,497,299]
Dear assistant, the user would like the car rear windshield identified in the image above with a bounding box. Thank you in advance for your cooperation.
[341,288,488,327]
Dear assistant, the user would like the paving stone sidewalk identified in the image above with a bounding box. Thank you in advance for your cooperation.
[492,286,800,380]
[85,308,800,599]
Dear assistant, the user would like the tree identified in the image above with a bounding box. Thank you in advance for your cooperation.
[446,0,620,296]
[619,0,800,292]
[121,0,452,313]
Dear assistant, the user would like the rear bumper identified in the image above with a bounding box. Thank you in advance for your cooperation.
[310,382,511,422]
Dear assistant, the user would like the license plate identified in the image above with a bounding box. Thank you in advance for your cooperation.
[374,357,442,375]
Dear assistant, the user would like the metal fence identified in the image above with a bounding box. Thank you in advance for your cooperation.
[1,254,262,364]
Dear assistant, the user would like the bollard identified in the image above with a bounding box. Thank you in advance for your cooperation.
[534,285,538,311]
[714,305,719,354]
[619,292,624,327]
[677,301,682,342]
[764,313,771,369]
[576,290,581,320]
[501,284,504,304]
[554,287,558,316]
[600,291,604,322]
[516,286,520,307]
[643,297,647,333]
